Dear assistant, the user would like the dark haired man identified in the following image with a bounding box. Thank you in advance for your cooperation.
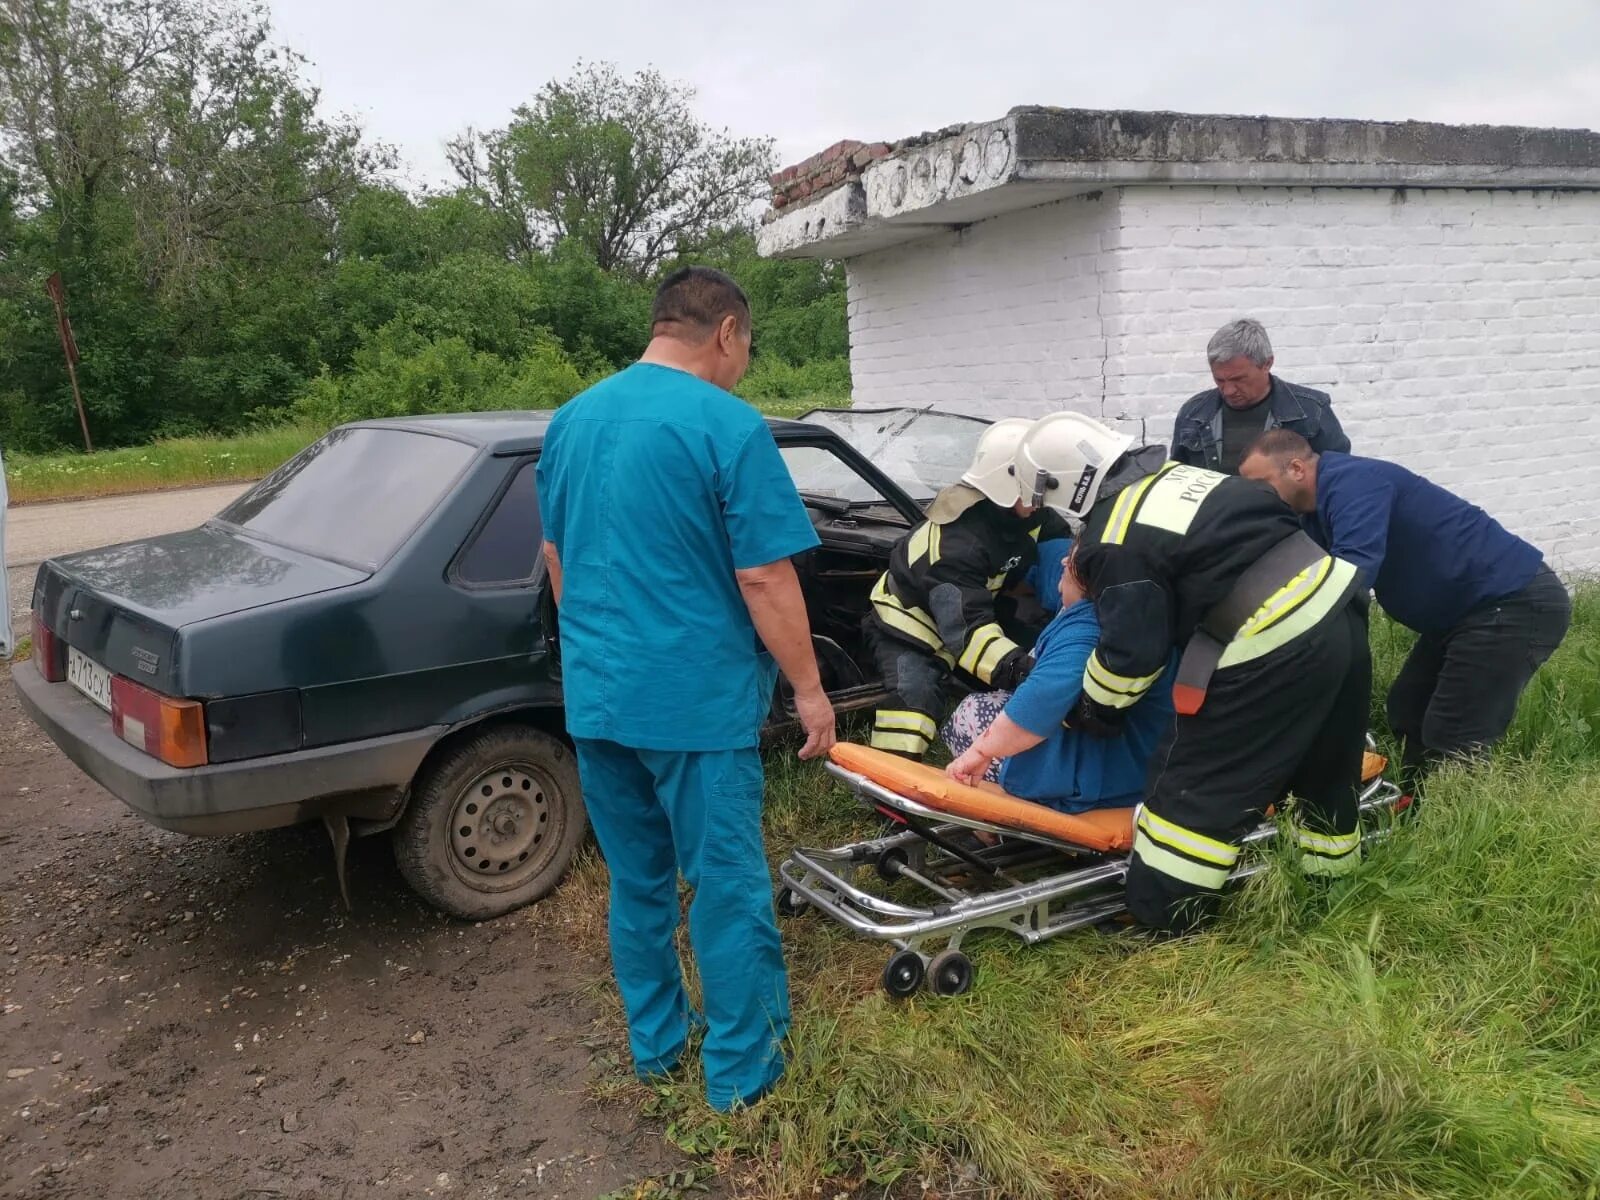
[1239,430,1570,780]
[537,266,835,1112]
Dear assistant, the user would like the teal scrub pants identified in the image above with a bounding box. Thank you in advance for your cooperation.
[573,739,790,1110]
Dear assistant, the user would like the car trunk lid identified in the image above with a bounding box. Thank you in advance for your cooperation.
[34,525,367,696]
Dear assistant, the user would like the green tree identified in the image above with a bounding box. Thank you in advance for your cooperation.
[448,61,775,276]
[0,0,384,447]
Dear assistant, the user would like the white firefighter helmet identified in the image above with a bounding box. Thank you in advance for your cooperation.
[959,417,1035,508]
[1012,411,1136,519]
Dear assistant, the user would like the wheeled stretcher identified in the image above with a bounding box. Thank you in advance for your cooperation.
[777,740,1406,998]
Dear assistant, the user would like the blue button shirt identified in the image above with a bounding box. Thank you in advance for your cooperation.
[536,363,820,751]
[1309,452,1543,635]
[998,600,1176,812]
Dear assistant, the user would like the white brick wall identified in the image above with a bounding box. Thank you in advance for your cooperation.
[845,193,1116,419]
[844,184,1600,572]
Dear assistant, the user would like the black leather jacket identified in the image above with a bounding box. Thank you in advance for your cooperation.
[1170,375,1350,474]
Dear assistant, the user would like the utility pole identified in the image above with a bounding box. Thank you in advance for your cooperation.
[44,272,93,453]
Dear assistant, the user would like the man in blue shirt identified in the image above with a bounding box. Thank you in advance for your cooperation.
[1240,430,1570,781]
[536,267,836,1112]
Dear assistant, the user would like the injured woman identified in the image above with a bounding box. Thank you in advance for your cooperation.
[942,539,1177,812]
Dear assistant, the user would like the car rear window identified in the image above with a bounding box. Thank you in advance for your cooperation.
[217,427,477,570]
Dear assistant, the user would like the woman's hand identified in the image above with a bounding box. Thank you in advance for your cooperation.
[947,745,994,786]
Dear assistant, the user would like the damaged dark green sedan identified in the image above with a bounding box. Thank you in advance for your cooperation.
[14,408,991,918]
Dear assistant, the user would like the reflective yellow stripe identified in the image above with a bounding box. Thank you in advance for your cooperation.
[906,523,933,565]
[1103,470,1162,545]
[871,575,944,651]
[871,729,931,755]
[1083,673,1129,708]
[1133,829,1232,890]
[975,633,1018,684]
[1132,464,1228,536]
[1296,827,1361,857]
[1085,653,1162,696]
[1138,809,1240,868]
[1028,526,1042,541]
[928,524,942,565]
[1218,557,1359,668]
[1301,846,1362,877]
[875,710,937,740]
[985,571,1008,592]
[1082,651,1161,709]
[958,623,1019,684]
[1237,557,1332,638]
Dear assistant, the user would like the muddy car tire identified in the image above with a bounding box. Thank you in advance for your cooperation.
[394,724,587,920]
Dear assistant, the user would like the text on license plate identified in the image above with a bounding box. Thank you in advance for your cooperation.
[67,646,113,712]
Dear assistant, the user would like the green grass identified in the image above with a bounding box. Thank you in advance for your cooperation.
[2,423,324,504]
[1,394,847,505]
[532,585,1600,1200]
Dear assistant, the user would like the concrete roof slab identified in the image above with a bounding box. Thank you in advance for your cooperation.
[760,106,1600,259]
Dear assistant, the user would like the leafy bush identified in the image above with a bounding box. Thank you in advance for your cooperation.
[291,324,590,426]
[737,355,851,402]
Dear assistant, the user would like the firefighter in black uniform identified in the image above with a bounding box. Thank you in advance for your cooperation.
[1012,411,1370,933]
[865,418,1070,759]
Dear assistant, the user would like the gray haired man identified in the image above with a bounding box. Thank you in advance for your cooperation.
[1170,318,1350,475]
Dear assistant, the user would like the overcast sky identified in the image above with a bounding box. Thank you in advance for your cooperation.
[267,0,1600,189]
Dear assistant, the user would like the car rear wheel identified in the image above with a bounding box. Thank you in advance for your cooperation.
[394,724,587,920]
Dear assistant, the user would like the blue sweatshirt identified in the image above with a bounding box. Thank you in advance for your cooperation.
[999,599,1176,812]
[1308,452,1544,634]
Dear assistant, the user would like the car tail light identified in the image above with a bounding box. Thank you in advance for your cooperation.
[111,676,208,768]
[32,612,65,682]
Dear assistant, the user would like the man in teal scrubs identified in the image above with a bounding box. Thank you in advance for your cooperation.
[537,267,836,1111]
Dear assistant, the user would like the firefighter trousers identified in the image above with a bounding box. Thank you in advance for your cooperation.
[1126,603,1371,933]
[864,617,959,758]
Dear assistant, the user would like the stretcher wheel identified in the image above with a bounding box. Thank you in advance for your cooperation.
[882,949,925,998]
[875,848,909,883]
[928,949,974,997]
[775,886,809,917]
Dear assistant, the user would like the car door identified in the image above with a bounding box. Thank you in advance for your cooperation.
[439,454,561,719]
[766,435,924,729]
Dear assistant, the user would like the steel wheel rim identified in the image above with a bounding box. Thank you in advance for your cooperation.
[447,760,563,893]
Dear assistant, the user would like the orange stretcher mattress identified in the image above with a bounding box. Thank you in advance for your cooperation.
[828,743,1389,855]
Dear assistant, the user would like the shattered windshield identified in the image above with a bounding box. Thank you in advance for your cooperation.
[797,408,992,504]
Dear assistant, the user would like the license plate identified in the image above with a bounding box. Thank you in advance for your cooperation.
[67,646,113,712]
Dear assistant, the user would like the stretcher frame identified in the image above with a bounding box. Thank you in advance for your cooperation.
[776,736,1406,998]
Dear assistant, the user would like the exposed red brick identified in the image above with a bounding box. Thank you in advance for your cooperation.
[771,192,788,209]
[851,142,891,169]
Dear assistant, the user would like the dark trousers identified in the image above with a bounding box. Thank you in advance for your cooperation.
[1126,604,1372,933]
[864,619,957,758]
[1386,566,1571,780]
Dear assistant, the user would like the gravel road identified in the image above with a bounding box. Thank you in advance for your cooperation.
[5,484,250,639]
[0,484,704,1198]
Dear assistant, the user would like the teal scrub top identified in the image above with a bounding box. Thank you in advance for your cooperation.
[535,363,820,751]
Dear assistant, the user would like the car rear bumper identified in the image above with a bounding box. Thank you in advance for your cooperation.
[12,663,445,835]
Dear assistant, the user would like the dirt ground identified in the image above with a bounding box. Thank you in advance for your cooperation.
[0,661,697,1200]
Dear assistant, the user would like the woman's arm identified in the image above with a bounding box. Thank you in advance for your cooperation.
[947,713,1046,786]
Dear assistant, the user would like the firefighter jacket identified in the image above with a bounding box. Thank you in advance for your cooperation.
[869,485,1070,687]
[1072,452,1359,717]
